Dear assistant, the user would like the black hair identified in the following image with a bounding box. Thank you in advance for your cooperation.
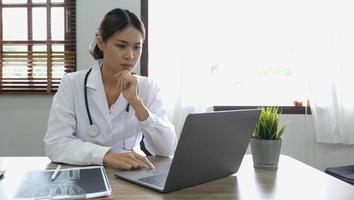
[91,8,145,60]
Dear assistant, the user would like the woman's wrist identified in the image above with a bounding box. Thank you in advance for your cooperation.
[130,97,142,107]
[131,97,149,121]
[103,150,113,167]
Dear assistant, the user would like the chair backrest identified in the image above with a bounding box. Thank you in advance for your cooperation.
[325,165,354,185]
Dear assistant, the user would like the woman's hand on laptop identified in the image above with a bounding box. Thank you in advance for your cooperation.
[103,150,155,170]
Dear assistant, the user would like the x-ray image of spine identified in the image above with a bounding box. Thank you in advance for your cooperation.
[22,169,85,197]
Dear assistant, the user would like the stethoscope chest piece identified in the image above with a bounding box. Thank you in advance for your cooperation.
[88,124,99,137]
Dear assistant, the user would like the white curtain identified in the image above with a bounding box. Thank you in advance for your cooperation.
[148,1,216,136]
[310,73,354,144]
[308,0,354,144]
[148,0,354,142]
[309,20,354,144]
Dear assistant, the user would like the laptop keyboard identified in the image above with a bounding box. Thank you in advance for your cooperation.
[138,172,168,188]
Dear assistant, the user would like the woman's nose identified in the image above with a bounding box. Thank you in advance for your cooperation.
[124,48,134,59]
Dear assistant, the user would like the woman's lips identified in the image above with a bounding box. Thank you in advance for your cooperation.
[121,64,133,70]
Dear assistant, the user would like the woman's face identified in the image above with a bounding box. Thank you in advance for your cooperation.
[99,26,143,74]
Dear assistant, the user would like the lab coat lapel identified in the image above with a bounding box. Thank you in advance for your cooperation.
[110,79,140,119]
[86,62,111,124]
[110,94,130,120]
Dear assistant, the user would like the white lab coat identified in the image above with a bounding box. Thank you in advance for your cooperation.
[44,60,177,165]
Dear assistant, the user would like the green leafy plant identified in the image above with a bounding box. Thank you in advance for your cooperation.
[252,107,287,140]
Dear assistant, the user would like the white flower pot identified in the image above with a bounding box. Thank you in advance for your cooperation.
[250,138,282,170]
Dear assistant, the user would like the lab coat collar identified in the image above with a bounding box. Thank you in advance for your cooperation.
[84,60,133,123]
[110,93,131,119]
[85,60,111,124]
[86,60,102,90]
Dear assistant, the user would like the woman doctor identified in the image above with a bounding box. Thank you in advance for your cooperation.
[44,8,177,170]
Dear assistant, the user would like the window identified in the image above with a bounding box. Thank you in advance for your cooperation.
[145,0,350,112]
[0,0,76,94]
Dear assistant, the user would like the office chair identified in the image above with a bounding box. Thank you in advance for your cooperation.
[325,165,354,185]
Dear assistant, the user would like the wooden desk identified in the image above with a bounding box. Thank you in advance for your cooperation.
[1,155,353,200]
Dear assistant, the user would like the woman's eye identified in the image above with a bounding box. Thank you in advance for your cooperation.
[134,46,142,50]
[116,44,126,48]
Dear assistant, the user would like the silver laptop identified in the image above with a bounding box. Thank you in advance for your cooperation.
[115,109,260,193]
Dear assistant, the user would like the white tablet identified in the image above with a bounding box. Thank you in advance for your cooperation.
[13,166,111,200]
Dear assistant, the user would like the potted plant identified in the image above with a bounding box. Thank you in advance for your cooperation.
[250,107,287,169]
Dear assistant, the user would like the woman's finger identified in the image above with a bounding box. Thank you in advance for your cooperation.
[108,157,131,170]
[118,78,124,91]
[132,152,155,170]
[123,159,140,169]
[122,79,128,91]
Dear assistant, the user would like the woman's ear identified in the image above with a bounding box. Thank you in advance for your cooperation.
[96,35,104,51]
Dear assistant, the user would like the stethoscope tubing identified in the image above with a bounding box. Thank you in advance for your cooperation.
[84,68,94,125]
[84,68,131,137]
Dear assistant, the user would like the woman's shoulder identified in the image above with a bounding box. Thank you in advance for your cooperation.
[64,69,88,78]
[63,61,99,83]
[61,69,89,83]
[58,69,90,92]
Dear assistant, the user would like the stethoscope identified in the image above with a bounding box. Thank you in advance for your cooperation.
[84,68,139,151]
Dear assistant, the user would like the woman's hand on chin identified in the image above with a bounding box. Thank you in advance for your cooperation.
[114,70,138,103]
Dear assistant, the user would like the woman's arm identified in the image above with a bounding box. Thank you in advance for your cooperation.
[136,78,177,156]
[115,72,177,156]
[44,74,110,165]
